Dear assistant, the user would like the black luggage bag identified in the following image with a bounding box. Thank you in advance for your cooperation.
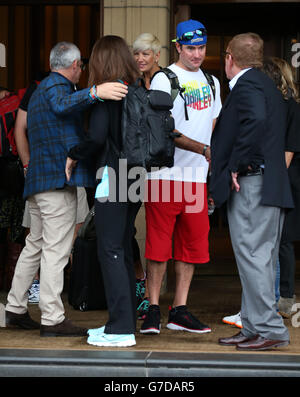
[68,207,107,311]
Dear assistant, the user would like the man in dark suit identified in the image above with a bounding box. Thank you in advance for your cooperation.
[210,33,294,351]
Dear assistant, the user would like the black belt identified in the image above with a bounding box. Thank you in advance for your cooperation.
[239,168,264,177]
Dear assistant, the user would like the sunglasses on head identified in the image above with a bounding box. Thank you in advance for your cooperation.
[174,28,207,42]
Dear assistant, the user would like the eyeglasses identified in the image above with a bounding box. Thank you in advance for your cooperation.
[79,57,88,71]
[78,62,86,71]
[173,28,207,42]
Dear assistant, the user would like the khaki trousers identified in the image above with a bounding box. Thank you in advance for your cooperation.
[6,187,77,326]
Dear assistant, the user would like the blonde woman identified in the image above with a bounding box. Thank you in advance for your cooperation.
[133,33,162,89]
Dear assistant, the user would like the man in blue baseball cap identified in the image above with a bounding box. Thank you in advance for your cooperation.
[173,19,208,72]
[174,19,207,46]
[140,20,222,337]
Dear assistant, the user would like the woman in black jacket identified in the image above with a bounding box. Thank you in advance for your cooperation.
[66,36,141,347]
[262,57,300,318]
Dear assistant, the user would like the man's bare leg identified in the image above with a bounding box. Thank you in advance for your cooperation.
[172,261,194,307]
[167,260,211,334]
[146,259,167,305]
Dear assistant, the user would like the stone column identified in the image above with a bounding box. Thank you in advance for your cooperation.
[103,0,171,67]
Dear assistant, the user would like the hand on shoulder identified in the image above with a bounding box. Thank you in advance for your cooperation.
[96,82,128,101]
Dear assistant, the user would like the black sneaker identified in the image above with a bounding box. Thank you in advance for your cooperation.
[140,304,161,334]
[166,305,211,334]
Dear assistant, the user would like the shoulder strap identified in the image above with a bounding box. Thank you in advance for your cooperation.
[152,67,182,103]
[203,71,216,101]
[152,67,189,120]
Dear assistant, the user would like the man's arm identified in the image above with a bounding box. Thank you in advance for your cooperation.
[227,79,267,192]
[176,116,218,161]
[228,79,266,173]
[14,108,30,170]
[150,72,211,161]
[95,82,128,101]
[174,130,210,161]
[48,82,128,115]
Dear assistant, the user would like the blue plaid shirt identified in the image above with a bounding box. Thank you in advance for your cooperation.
[24,72,96,199]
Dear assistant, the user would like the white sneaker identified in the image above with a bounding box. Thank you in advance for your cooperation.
[222,311,243,328]
[88,326,105,336]
[28,280,40,304]
[87,333,136,347]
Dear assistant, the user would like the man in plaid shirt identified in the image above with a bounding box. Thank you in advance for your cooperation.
[0,42,127,337]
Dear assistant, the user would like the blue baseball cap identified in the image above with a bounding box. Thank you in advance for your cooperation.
[173,19,207,45]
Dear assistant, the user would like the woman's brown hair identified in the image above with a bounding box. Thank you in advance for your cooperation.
[262,57,299,102]
[88,35,140,86]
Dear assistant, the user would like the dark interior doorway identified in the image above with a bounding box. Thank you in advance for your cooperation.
[186,1,300,265]
[0,1,101,91]
[191,1,300,99]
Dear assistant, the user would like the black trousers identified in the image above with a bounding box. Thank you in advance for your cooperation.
[279,239,295,298]
[95,197,141,334]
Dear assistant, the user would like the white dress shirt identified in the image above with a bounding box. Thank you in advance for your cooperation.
[229,68,251,90]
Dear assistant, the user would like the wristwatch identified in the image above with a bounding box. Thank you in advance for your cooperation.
[203,145,209,156]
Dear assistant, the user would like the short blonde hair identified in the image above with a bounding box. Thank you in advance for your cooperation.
[133,33,161,55]
[228,33,263,69]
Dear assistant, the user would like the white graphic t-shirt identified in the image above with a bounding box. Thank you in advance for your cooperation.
[148,63,222,183]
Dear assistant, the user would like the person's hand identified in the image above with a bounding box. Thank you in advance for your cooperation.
[65,157,77,181]
[204,146,211,162]
[207,195,215,215]
[208,195,215,207]
[0,89,10,100]
[96,82,128,101]
[231,172,240,192]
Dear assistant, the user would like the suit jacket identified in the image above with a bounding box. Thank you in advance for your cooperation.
[210,68,294,209]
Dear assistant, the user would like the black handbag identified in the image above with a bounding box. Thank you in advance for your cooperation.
[69,206,107,311]
[0,156,25,195]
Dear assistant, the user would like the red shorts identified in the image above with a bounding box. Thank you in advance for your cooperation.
[144,180,210,264]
